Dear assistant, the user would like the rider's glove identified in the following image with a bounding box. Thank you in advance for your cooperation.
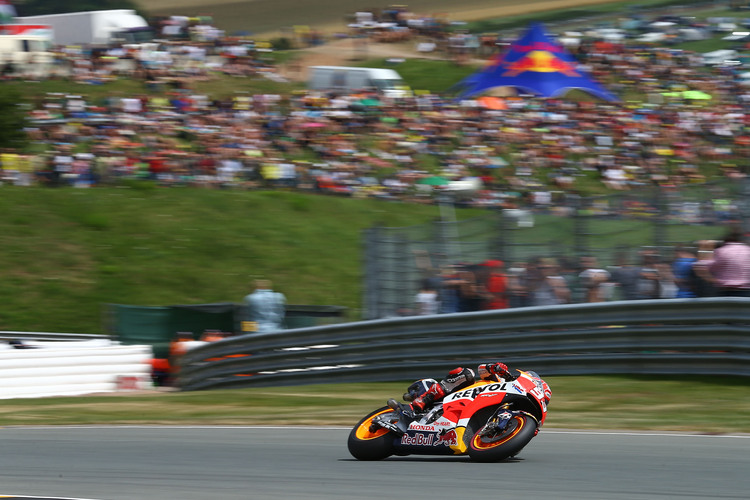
[488,362,514,380]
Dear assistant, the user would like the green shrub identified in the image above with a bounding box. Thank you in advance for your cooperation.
[270,37,293,51]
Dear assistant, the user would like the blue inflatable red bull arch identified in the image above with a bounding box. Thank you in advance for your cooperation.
[455,23,618,101]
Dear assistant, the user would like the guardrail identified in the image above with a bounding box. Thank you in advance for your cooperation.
[0,330,109,342]
[177,297,750,391]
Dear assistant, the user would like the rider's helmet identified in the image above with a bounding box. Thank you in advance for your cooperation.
[403,378,438,402]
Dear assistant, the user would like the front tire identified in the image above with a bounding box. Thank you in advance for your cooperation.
[467,411,538,463]
[347,406,398,460]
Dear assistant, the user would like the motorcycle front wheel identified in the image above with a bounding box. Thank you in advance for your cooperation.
[467,411,538,463]
[347,406,398,461]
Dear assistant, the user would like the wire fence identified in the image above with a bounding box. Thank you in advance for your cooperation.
[362,181,749,319]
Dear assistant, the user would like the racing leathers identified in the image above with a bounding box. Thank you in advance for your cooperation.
[404,362,515,415]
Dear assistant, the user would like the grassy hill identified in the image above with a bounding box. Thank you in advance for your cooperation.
[1,184,727,334]
[0,187,452,333]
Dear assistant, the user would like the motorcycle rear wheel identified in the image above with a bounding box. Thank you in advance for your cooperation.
[347,406,397,461]
[467,411,538,463]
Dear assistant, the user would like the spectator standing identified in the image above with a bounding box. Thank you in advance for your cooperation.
[691,240,718,297]
[635,251,661,300]
[671,245,698,298]
[506,261,531,308]
[529,258,570,306]
[52,147,74,186]
[437,264,464,314]
[243,279,287,333]
[579,256,611,303]
[698,229,750,297]
[608,251,641,300]
[411,250,461,314]
[558,257,583,304]
[483,259,508,310]
[414,280,440,315]
[456,263,487,312]
[656,257,677,299]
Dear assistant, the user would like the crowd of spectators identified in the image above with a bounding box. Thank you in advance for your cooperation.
[2,17,750,216]
[4,12,750,322]
[411,226,750,315]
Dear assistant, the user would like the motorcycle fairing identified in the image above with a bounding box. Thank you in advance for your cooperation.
[393,380,524,455]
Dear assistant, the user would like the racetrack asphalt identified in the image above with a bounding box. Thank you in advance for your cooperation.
[1,426,748,500]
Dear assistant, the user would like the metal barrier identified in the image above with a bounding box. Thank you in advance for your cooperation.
[0,331,108,342]
[177,298,750,391]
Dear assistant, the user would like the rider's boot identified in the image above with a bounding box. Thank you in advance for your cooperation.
[409,381,446,413]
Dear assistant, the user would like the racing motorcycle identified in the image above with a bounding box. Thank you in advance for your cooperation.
[348,369,550,462]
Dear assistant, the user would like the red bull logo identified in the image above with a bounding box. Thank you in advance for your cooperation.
[433,429,458,447]
[513,41,565,54]
[400,433,434,446]
[502,50,580,77]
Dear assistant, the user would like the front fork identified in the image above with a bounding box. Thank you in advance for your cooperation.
[477,404,514,437]
[478,405,540,437]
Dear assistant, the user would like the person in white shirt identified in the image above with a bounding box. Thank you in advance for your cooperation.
[414,281,439,315]
[579,256,612,302]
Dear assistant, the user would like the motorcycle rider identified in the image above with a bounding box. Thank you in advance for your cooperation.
[394,362,515,418]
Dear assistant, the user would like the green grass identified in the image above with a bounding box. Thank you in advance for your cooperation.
[0,187,454,332]
[365,58,478,94]
[0,376,748,432]
[0,187,727,333]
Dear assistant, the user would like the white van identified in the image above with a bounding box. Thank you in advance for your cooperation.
[0,24,53,75]
[308,65,411,98]
[702,49,739,66]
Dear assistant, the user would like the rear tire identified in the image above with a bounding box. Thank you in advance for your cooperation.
[466,411,538,463]
[347,406,398,461]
